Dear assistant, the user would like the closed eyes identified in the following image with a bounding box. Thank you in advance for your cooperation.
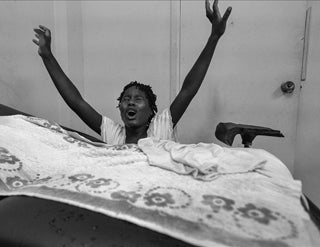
[122,96,144,102]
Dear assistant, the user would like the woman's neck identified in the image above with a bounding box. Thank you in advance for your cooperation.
[125,125,148,144]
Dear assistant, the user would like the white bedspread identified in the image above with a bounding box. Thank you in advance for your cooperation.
[138,138,267,181]
[0,115,318,247]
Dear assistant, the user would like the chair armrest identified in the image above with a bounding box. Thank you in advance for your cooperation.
[215,122,284,147]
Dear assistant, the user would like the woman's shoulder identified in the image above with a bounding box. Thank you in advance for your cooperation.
[101,115,125,144]
[148,108,176,141]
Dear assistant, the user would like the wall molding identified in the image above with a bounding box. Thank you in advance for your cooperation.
[170,0,181,103]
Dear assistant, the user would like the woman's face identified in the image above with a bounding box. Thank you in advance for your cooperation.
[119,86,152,129]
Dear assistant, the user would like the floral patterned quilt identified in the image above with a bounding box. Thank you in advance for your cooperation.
[0,115,319,247]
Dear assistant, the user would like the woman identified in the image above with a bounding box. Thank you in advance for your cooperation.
[32,0,232,144]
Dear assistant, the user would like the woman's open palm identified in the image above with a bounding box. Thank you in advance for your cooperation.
[33,25,52,57]
[205,0,232,38]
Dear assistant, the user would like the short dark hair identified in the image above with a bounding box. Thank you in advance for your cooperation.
[117,81,158,122]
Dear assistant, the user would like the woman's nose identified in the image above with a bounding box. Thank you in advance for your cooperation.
[128,99,135,105]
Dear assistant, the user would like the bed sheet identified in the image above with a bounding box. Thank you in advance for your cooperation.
[0,114,319,247]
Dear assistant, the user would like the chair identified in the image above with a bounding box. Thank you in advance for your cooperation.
[215,122,320,230]
[215,122,284,148]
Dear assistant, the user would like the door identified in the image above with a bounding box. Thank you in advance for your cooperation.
[177,1,306,171]
[294,1,320,206]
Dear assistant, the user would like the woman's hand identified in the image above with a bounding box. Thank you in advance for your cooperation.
[32,25,52,58]
[205,0,232,39]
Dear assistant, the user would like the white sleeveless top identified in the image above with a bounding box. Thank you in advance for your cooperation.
[100,108,177,145]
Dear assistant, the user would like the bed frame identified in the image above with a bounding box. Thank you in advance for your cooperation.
[0,103,319,246]
[0,103,194,246]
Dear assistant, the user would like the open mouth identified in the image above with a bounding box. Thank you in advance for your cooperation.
[126,109,137,119]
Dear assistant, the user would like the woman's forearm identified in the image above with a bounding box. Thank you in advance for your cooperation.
[42,53,83,110]
[181,34,220,96]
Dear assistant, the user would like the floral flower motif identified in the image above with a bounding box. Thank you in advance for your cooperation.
[86,178,113,189]
[63,136,77,144]
[237,203,278,225]
[111,190,141,203]
[43,122,50,128]
[62,136,89,148]
[202,195,235,213]
[69,173,94,183]
[32,176,52,184]
[77,141,89,148]
[0,147,20,165]
[110,144,141,152]
[6,176,28,188]
[144,192,175,207]
[111,145,132,151]
[43,122,63,133]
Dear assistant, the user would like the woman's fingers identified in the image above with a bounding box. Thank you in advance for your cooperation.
[39,25,50,33]
[32,39,39,46]
[205,0,212,14]
[212,0,221,20]
[39,25,51,37]
[206,0,232,24]
[222,7,232,22]
[205,0,213,22]
[34,27,51,42]
[33,28,43,35]
[213,0,219,8]
[34,26,51,39]
[206,0,223,22]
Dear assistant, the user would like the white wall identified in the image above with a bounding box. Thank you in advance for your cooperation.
[0,1,172,139]
[81,1,172,137]
[178,0,306,172]
[0,1,60,121]
[0,1,319,206]
[294,1,320,207]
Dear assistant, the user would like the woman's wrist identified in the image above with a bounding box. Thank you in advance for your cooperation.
[209,33,221,42]
[41,51,54,60]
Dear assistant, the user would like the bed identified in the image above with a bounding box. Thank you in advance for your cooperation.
[0,103,319,247]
